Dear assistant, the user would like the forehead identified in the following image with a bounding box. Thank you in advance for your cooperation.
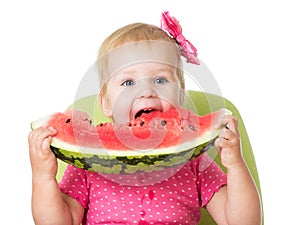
[102,40,180,80]
[114,62,176,76]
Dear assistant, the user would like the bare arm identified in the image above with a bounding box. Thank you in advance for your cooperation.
[206,115,262,225]
[29,126,84,225]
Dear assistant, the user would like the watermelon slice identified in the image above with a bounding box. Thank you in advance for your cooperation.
[31,107,231,175]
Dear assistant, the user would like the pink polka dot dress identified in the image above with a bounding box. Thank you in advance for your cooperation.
[59,153,227,224]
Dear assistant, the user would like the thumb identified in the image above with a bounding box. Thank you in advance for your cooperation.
[41,136,53,155]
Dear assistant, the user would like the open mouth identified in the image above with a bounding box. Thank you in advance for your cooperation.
[134,109,156,119]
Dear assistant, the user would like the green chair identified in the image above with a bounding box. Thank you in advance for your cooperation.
[56,90,263,225]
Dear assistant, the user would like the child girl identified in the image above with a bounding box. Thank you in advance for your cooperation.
[28,12,261,225]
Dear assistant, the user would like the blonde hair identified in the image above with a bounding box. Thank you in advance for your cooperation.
[97,22,185,95]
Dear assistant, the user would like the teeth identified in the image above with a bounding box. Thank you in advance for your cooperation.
[135,109,154,119]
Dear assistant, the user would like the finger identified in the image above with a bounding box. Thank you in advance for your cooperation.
[218,127,241,148]
[223,115,239,136]
[41,136,54,156]
[36,126,57,140]
[31,127,56,152]
[28,130,36,148]
[36,127,56,146]
[214,137,222,151]
[214,135,232,152]
[29,128,45,151]
[214,136,232,151]
[218,128,233,140]
[30,126,56,138]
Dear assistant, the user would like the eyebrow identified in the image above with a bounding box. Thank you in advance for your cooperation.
[120,67,174,75]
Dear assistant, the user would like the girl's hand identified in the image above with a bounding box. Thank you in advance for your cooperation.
[28,126,58,180]
[214,115,244,169]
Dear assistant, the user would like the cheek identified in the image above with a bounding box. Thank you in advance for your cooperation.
[110,88,136,106]
[107,89,135,123]
[157,84,183,105]
[108,92,128,111]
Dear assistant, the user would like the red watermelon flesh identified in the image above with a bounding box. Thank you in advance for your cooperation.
[46,107,220,151]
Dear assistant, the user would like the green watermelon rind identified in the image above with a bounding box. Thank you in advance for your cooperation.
[50,141,207,174]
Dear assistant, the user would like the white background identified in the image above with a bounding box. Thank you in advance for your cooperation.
[1,0,299,224]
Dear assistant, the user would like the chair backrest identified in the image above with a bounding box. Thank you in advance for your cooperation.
[56,90,263,225]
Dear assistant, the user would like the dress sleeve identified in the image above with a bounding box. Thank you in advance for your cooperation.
[58,165,89,208]
[195,154,227,207]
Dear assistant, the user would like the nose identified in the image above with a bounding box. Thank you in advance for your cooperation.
[137,78,157,98]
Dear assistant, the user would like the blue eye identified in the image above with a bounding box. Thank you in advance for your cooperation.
[154,77,168,85]
[122,80,135,87]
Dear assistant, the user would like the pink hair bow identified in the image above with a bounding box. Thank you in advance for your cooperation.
[161,11,200,65]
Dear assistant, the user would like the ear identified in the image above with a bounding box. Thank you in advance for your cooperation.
[99,94,112,117]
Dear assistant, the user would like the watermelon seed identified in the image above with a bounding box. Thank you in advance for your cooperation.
[84,118,93,125]
[65,118,71,123]
[140,120,145,126]
[189,125,195,131]
[161,120,167,126]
